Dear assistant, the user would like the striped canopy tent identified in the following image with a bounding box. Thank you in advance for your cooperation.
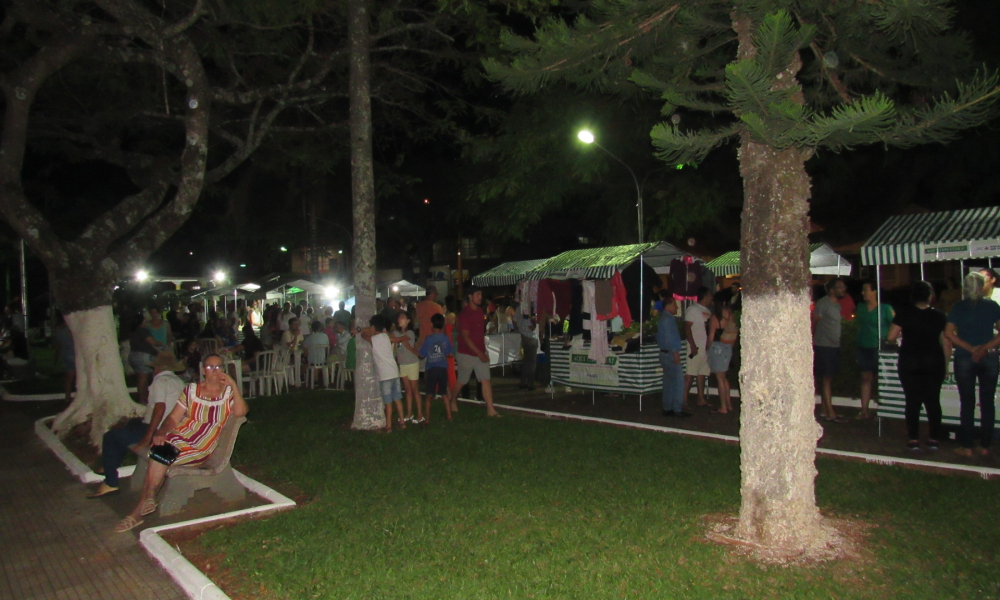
[472,258,551,287]
[705,243,852,276]
[861,206,1000,265]
[524,242,687,280]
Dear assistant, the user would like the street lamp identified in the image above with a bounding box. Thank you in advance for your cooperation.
[213,270,226,284]
[135,269,149,282]
[577,129,644,243]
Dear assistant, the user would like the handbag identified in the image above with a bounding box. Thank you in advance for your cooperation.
[148,443,180,466]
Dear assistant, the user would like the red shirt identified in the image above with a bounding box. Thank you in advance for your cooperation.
[457,304,486,356]
[324,326,338,349]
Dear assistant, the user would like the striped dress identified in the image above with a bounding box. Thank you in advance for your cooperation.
[165,383,234,467]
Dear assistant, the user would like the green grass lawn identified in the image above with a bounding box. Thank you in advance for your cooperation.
[193,391,998,599]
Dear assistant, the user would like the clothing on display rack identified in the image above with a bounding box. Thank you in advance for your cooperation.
[668,255,703,301]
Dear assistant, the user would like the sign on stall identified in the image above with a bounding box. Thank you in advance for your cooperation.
[568,352,620,387]
[921,238,1000,261]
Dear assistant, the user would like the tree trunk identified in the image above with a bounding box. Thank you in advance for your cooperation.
[347,0,384,430]
[735,139,826,554]
[731,13,830,557]
[52,305,143,446]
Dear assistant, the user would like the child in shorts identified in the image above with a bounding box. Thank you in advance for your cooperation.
[361,314,405,432]
[418,313,454,424]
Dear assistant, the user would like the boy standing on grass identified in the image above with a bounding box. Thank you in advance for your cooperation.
[418,313,454,424]
[361,315,405,433]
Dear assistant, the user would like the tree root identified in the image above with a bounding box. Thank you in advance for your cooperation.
[703,514,867,566]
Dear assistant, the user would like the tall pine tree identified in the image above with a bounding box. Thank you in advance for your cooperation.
[487,0,999,558]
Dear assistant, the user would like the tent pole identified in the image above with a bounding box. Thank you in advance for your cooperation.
[876,264,882,436]
[960,260,965,299]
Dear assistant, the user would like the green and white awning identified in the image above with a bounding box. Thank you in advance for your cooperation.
[524,242,686,280]
[861,206,1000,266]
[705,251,741,276]
[705,243,851,277]
[472,259,552,287]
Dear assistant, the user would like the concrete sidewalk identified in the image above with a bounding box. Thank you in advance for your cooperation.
[0,405,186,600]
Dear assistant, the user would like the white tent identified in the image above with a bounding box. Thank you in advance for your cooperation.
[383,279,426,298]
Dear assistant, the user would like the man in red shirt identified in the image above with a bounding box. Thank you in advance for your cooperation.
[415,285,444,372]
[447,286,500,417]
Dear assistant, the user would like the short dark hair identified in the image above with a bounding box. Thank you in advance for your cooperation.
[431,313,445,330]
[695,286,711,303]
[311,320,323,332]
[911,280,934,304]
[980,267,999,283]
[369,314,385,332]
[825,278,842,293]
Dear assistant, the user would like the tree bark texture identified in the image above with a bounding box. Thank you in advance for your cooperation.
[347,0,384,430]
[0,0,211,443]
[732,12,827,555]
[53,306,144,446]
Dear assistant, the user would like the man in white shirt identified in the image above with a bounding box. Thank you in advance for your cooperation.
[683,286,714,409]
[87,352,187,498]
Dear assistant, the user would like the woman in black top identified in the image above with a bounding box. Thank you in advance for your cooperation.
[886,281,951,450]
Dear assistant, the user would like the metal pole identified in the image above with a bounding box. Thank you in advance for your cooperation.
[876,263,881,433]
[19,239,28,330]
[594,141,643,243]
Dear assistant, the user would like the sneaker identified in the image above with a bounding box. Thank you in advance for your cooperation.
[415,417,426,424]
[907,441,921,452]
[926,439,939,450]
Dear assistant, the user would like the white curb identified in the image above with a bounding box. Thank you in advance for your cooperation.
[35,415,296,600]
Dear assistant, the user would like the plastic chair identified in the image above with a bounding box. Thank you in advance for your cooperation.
[334,356,353,390]
[306,345,330,389]
[245,350,276,397]
[172,339,187,358]
[198,338,221,357]
[271,348,290,394]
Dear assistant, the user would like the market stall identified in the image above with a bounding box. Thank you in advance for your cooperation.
[706,242,852,279]
[861,206,1000,427]
[472,259,554,370]
[522,242,697,406]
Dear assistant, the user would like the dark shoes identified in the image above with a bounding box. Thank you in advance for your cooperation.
[677,411,693,418]
[663,410,692,418]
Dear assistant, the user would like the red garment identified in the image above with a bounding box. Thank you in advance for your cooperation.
[838,294,856,321]
[537,279,573,320]
[324,326,337,349]
[597,272,633,328]
[457,304,486,356]
[445,322,457,390]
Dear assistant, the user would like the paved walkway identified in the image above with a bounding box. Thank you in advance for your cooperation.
[0,404,186,600]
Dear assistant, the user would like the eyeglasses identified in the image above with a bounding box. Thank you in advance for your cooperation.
[204,365,224,371]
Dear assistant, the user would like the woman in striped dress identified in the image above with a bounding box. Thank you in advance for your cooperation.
[116,354,248,532]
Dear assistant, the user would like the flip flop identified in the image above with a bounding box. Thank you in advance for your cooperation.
[86,483,119,499]
[711,409,728,414]
[488,413,503,418]
[140,498,158,516]
[114,515,144,533]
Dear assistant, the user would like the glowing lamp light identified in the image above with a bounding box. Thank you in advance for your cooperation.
[213,270,226,283]
[135,269,149,282]
[392,285,399,292]
[423,198,430,204]
[577,130,595,144]
[239,264,247,268]
[338,250,343,254]
[325,285,339,299]
[279,246,288,252]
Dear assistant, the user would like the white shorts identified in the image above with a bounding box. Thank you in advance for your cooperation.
[685,348,711,377]
[456,352,491,385]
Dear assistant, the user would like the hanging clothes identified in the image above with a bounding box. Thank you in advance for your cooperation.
[609,271,633,328]
[568,280,585,336]
[581,280,596,331]
[537,279,572,320]
[668,256,703,301]
[589,317,610,364]
[594,279,614,317]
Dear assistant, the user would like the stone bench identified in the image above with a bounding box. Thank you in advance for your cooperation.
[131,416,247,516]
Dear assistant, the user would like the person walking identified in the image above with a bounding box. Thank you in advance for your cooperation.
[447,286,500,418]
[812,278,847,422]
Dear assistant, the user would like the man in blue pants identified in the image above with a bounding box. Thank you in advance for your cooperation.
[658,295,690,418]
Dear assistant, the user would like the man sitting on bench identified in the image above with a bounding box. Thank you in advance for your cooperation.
[87,351,187,498]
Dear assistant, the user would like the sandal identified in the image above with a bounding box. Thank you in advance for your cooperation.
[140,498,158,516]
[907,441,921,451]
[114,515,144,533]
[488,413,503,418]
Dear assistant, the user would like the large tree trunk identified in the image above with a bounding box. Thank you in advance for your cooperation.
[53,306,143,446]
[731,13,830,557]
[347,0,384,430]
[735,139,826,554]
[50,265,143,446]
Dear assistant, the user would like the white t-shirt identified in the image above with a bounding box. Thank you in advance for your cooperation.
[144,370,185,427]
[684,303,712,351]
[371,332,399,382]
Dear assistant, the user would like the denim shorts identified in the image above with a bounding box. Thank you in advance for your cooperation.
[379,378,402,405]
[708,343,734,373]
[128,351,153,374]
[855,346,879,373]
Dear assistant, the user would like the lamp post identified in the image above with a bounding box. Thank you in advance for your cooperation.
[577,129,644,244]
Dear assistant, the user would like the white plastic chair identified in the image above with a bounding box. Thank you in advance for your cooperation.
[245,350,276,397]
[306,345,330,389]
[272,348,291,394]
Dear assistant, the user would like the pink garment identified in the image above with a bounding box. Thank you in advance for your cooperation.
[588,318,610,364]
